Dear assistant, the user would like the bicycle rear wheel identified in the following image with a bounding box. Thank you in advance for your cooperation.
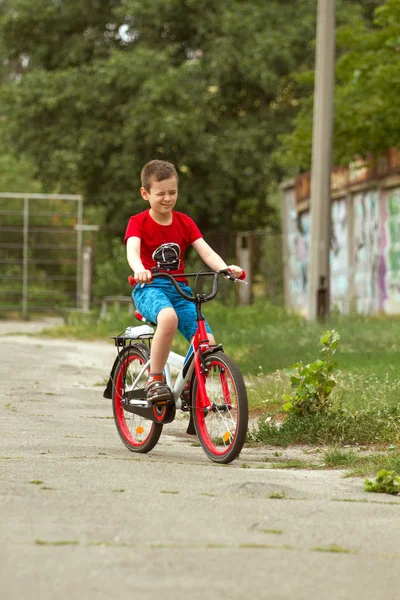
[192,351,248,464]
[112,344,163,453]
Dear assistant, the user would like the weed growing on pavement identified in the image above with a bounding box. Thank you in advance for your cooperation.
[261,529,283,534]
[364,470,400,495]
[271,459,318,469]
[344,452,400,478]
[332,498,400,505]
[269,491,286,499]
[312,545,356,554]
[323,447,359,467]
[35,540,79,546]
[88,541,134,547]
[0,456,24,460]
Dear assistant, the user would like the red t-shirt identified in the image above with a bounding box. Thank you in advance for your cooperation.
[124,209,202,279]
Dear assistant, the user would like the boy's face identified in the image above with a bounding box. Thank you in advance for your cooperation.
[140,177,178,216]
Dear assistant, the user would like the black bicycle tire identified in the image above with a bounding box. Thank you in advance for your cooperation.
[112,344,163,453]
[192,351,248,464]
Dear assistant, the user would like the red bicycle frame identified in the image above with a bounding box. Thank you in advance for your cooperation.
[192,318,212,410]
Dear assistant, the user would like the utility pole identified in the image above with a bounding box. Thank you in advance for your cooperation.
[308,0,336,321]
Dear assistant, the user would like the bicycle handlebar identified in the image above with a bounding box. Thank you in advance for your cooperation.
[127,269,247,303]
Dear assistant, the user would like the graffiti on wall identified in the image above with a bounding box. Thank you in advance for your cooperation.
[283,184,400,316]
[284,196,345,316]
[330,199,348,313]
[353,190,380,314]
[285,189,309,314]
[381,188,400,313]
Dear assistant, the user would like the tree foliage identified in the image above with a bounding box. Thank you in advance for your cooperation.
[0,0,389,229]
[0,0,319,232]
[278,0,398,173]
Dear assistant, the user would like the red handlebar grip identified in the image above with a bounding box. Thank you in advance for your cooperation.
[128,275,136,286]
[238,270,246,280]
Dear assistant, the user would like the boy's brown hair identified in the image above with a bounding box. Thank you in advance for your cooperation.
[141,160,179,192]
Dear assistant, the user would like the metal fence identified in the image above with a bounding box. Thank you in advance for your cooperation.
[0,193,83,318]
[0,194,283,318]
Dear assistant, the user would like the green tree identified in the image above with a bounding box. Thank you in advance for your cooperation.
[0,0,320,233]
[278,0,397,172]
[0,123,41,192]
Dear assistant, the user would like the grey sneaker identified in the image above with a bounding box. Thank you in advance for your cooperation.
[146,380,172,405]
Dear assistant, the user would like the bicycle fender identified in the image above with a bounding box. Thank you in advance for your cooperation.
[202,343,224,358]
[200,344,224,370]
[103,343,149,400]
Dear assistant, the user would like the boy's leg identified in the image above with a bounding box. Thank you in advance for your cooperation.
[147,308,179,404]
[133,282,177,404]
[169,283,214,434]
[150,307,178,373]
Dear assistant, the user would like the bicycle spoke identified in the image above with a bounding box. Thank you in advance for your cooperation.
[194,351,247,463]
[112,345,163,453]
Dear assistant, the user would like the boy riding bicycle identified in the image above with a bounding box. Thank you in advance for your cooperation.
[125,159,243,405]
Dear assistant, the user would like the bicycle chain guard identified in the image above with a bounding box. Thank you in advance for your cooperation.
[122,391,176,424]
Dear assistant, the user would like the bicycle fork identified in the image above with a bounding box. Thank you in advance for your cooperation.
[194,347,233,415]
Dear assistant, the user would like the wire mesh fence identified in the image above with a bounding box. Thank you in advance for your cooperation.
[0,193,83,318]
[0,192,283,318]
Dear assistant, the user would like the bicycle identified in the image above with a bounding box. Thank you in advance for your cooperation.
[103,269,249,464]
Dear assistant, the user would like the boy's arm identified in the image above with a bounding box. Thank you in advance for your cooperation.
[126,236,152,283]
[192,238,243,278]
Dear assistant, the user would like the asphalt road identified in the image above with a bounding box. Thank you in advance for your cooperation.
[1,320,399,599]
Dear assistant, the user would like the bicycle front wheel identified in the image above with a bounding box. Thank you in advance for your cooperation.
[192,351,248,464]
[112,344,163,453]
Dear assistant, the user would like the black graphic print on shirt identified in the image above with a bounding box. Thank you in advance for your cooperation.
[152,242,181,271]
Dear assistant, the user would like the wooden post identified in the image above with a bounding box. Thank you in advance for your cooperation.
[81,245,92,311]
[236,232,253,305]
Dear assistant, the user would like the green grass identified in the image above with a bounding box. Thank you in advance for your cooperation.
[41,301,400,449]
[324,448,400,477]
[42,300,400,380]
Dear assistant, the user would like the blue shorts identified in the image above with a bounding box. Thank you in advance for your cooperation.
[132,278,213,342]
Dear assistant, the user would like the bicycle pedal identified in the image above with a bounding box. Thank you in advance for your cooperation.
[148,396,171,407]
[128,399,149,408]
[149,402,168,409]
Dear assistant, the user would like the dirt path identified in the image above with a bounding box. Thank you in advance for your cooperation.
[1,321,399,599]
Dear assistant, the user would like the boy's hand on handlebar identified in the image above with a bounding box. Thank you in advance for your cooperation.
[134,269,152,283]
[227,265,244,279]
